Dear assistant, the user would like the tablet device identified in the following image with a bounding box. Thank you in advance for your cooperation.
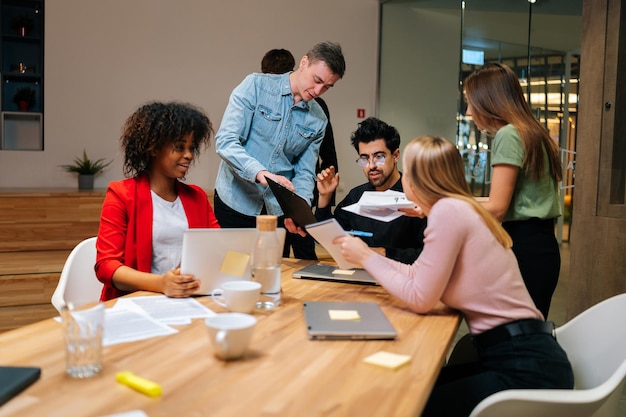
[0,366,41,406]
[293,263,379,286]
[303,301,397,340]
[180,228,286,295]
[265,176,317,228]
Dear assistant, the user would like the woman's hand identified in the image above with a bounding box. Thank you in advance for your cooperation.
[397,205,425,218]
[332,235,375,267]
[161,268,200,298]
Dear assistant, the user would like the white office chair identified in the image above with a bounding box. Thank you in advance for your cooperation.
[51,237,102,312]
[469,293,626,417]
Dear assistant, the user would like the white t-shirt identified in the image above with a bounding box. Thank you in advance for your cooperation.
[151,191,188,275]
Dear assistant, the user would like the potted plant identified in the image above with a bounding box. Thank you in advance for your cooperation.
[12,86,36,111]
[60,150,112,190]
[11,15,34,37]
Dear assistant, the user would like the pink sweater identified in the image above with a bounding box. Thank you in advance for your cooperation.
[364,197,542,334]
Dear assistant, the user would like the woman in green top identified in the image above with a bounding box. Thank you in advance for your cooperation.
[464,62,562,318]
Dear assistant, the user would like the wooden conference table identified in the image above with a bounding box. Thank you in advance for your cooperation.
[0,259,461,417]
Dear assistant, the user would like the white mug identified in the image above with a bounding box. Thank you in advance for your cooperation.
[210,281,261,313]
[205,313,257,360]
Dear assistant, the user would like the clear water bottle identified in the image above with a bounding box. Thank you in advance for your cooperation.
[251,215,281,309]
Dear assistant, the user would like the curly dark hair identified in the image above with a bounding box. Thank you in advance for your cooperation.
[350,117,400,153]
[120,101,213,177]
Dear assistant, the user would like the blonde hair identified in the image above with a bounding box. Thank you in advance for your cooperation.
[464,62,562,182]
[403,135,512,248]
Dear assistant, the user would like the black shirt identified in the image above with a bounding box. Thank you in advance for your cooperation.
[315,174,426,264]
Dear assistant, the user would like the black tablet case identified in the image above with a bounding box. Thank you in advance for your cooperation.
[265,176,317,228]
[0,366,41,406]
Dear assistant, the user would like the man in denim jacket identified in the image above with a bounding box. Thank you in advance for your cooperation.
[213,41,346,232]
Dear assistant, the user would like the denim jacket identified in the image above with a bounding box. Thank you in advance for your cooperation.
[215,72,327,217]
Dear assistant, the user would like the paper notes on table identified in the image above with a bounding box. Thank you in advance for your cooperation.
[363,351,411,370]
[332,269,356,276]
[328,310,361,321]
[219,251,250,277]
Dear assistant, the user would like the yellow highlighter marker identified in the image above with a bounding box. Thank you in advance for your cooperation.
[116,371,162,397]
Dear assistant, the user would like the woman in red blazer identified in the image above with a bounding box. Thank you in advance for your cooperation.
[96,102,219,301]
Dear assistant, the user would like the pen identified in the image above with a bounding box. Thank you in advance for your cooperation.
[347,230,373,238]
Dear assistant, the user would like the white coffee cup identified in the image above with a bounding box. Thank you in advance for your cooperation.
[210,281,261,313]
[205,313,257,360]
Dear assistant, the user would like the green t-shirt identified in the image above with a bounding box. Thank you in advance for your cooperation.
[491,124,561,222]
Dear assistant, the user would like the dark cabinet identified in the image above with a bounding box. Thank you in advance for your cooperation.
[0,0,44,150]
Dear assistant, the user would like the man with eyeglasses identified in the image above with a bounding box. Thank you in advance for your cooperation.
[315,117,427,263]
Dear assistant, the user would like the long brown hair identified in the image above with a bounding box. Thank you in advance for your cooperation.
[464,63,562,182]
[403,136,512,248]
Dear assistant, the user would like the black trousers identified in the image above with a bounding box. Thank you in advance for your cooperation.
[213,190,317,260]
[423,324,573,417]
[503,218,560,318]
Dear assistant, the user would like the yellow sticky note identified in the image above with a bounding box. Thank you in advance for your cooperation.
[332,269,356,276]
[219,251,250,277]
[328,309,360,320]
[363,351,411,370]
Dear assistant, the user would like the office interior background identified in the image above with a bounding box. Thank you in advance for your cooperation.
[1,0,624,318]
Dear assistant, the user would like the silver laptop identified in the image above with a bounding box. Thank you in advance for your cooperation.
[293,263,379,286]
[180,228,286,295]
[303,301,397,340]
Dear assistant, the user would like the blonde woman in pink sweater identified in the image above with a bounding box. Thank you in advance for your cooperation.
[333,135,573,417]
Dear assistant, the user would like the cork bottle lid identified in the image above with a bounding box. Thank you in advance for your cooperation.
[256,215,277,231]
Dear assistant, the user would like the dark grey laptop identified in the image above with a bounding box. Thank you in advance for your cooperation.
[293,263,379,286]
[265,176,317,228]
[303,301,397,340]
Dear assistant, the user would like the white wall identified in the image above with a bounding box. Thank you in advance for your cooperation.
[378,5,460,167]
[0,0,379,199]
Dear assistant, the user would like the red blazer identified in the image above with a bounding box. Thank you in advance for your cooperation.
[95,174,219,301]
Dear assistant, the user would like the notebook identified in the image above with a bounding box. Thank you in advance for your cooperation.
[303,301,397,340]
[265,176,317,228]
[180,228,286,295]
[0,366,41,406]
[293,263,379,286]
[304,218,360,270]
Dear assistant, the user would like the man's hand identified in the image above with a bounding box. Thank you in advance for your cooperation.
[256,170,294,191]
[284,218,307,237]
[316,166,339,208]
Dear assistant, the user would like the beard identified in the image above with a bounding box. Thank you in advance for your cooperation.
[368,168,389,188]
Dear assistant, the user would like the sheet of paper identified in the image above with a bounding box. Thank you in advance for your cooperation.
[103,308,178,346]
[358,190,414,210]
[305,219,360,269]
[341,202,404,222]
[118,296,216,325]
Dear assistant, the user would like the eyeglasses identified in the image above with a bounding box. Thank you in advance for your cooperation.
[356,154,386,167]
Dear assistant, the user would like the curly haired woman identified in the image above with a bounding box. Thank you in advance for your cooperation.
[95,101,219,301]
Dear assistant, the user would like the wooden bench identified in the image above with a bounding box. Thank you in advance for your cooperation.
[0,188,105,332]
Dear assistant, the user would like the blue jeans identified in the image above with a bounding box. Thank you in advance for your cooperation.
[422,331,574,417]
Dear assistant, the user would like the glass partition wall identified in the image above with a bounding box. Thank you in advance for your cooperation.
[379,0,582,242]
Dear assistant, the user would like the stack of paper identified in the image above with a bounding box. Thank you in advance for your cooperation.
[342,190,414,222]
